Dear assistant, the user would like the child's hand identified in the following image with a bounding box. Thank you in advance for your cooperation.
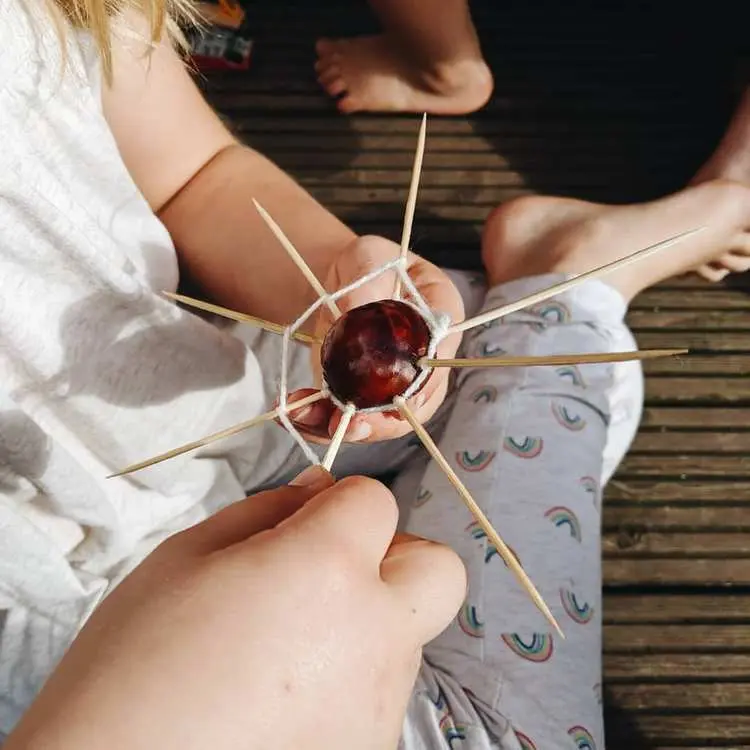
[288,235,464,444]
[6,470,465,750]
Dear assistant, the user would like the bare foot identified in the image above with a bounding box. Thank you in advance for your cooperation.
[481,179,750,302]
[314,35,493,115]
[690,86,750,281]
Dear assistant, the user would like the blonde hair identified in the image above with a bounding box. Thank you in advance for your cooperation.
[49,0,198,81]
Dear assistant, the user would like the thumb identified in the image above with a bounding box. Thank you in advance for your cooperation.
[324,235,401,315]
[380,537,467,645]
[182,467,335,554]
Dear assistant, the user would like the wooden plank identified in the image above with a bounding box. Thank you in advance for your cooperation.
[604,653,750,680]
[642,407,750,427]
[617,455,750,477]
[288,182,662,203]
[603,531,750,557]
[628,309,750,330]
[604,482,750,512]
[606,480,750,502]
[603,594,750,623]
[603,558,750,586]
[643,378,750,404]
[617,716,750,743]
[604,506,750,531]
[603,624,750,652]
[642,355,749,375]
[236,142,690,174]
[633,289,750,310]
[295,169,532,187]
[609,683,750,711]
[630,431,750,453]
[219,114,713,140]
[237,132,688,155]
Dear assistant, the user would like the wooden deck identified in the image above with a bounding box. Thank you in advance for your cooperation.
[202,1,750,746]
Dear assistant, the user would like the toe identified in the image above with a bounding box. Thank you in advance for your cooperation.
[697,262,730,282]
[323,75,348,98]
[337,94,361,114]
[317,65,342,88]
[720,251,750,273]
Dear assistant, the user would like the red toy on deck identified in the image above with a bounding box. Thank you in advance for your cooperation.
[188,0,253,72]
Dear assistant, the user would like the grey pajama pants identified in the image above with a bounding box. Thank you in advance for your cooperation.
[389,272,642,750]
[243,269,642,750]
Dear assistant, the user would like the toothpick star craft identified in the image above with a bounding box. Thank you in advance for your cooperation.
[109,114,699,637]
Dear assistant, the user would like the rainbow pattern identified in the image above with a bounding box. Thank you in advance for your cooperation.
[514,731,537,750]
[501,633,554,663]
[456,449,496,472]
[544,506,582,541]
[560,588,594,624]
[479,341,507,357]
[551,402,587,432]
[568,726,597,750]
[465,520,499,563]
[457,603,485,638]
[580,475,599,510]
[427,685,448,711]
[556,365,586,387]
[503,436,543,459]
[439,714,467,747]
[471,384,499,404]
[414,486,433,507]
[529,300,571,325]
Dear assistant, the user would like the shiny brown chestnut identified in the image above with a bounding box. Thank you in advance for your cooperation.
[320,299,432,409]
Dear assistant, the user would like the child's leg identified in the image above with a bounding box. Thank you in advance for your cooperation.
[394,274,642,749]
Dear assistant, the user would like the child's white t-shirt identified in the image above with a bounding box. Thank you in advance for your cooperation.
[0,0,287,731]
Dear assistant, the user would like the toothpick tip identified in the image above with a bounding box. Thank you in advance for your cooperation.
[252,198,271,219]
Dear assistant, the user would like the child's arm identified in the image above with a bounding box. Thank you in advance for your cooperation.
[103,11,356,329]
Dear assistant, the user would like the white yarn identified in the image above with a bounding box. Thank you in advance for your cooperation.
[277,255,452,464]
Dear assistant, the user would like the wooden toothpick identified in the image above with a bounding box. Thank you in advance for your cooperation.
[394,396,564,638]
[163,292,320,345]
[449,227,706,335]
[108,390,328,478]
[394,114,427,300]
[321,403,356,471]
[252,199,341,319]
[423,348,688,369]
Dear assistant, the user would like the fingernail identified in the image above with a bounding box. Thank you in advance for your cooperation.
[347,421,372,442]
[289,466,332,490]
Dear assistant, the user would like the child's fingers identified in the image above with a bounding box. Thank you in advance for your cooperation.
[284,389,336,442]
